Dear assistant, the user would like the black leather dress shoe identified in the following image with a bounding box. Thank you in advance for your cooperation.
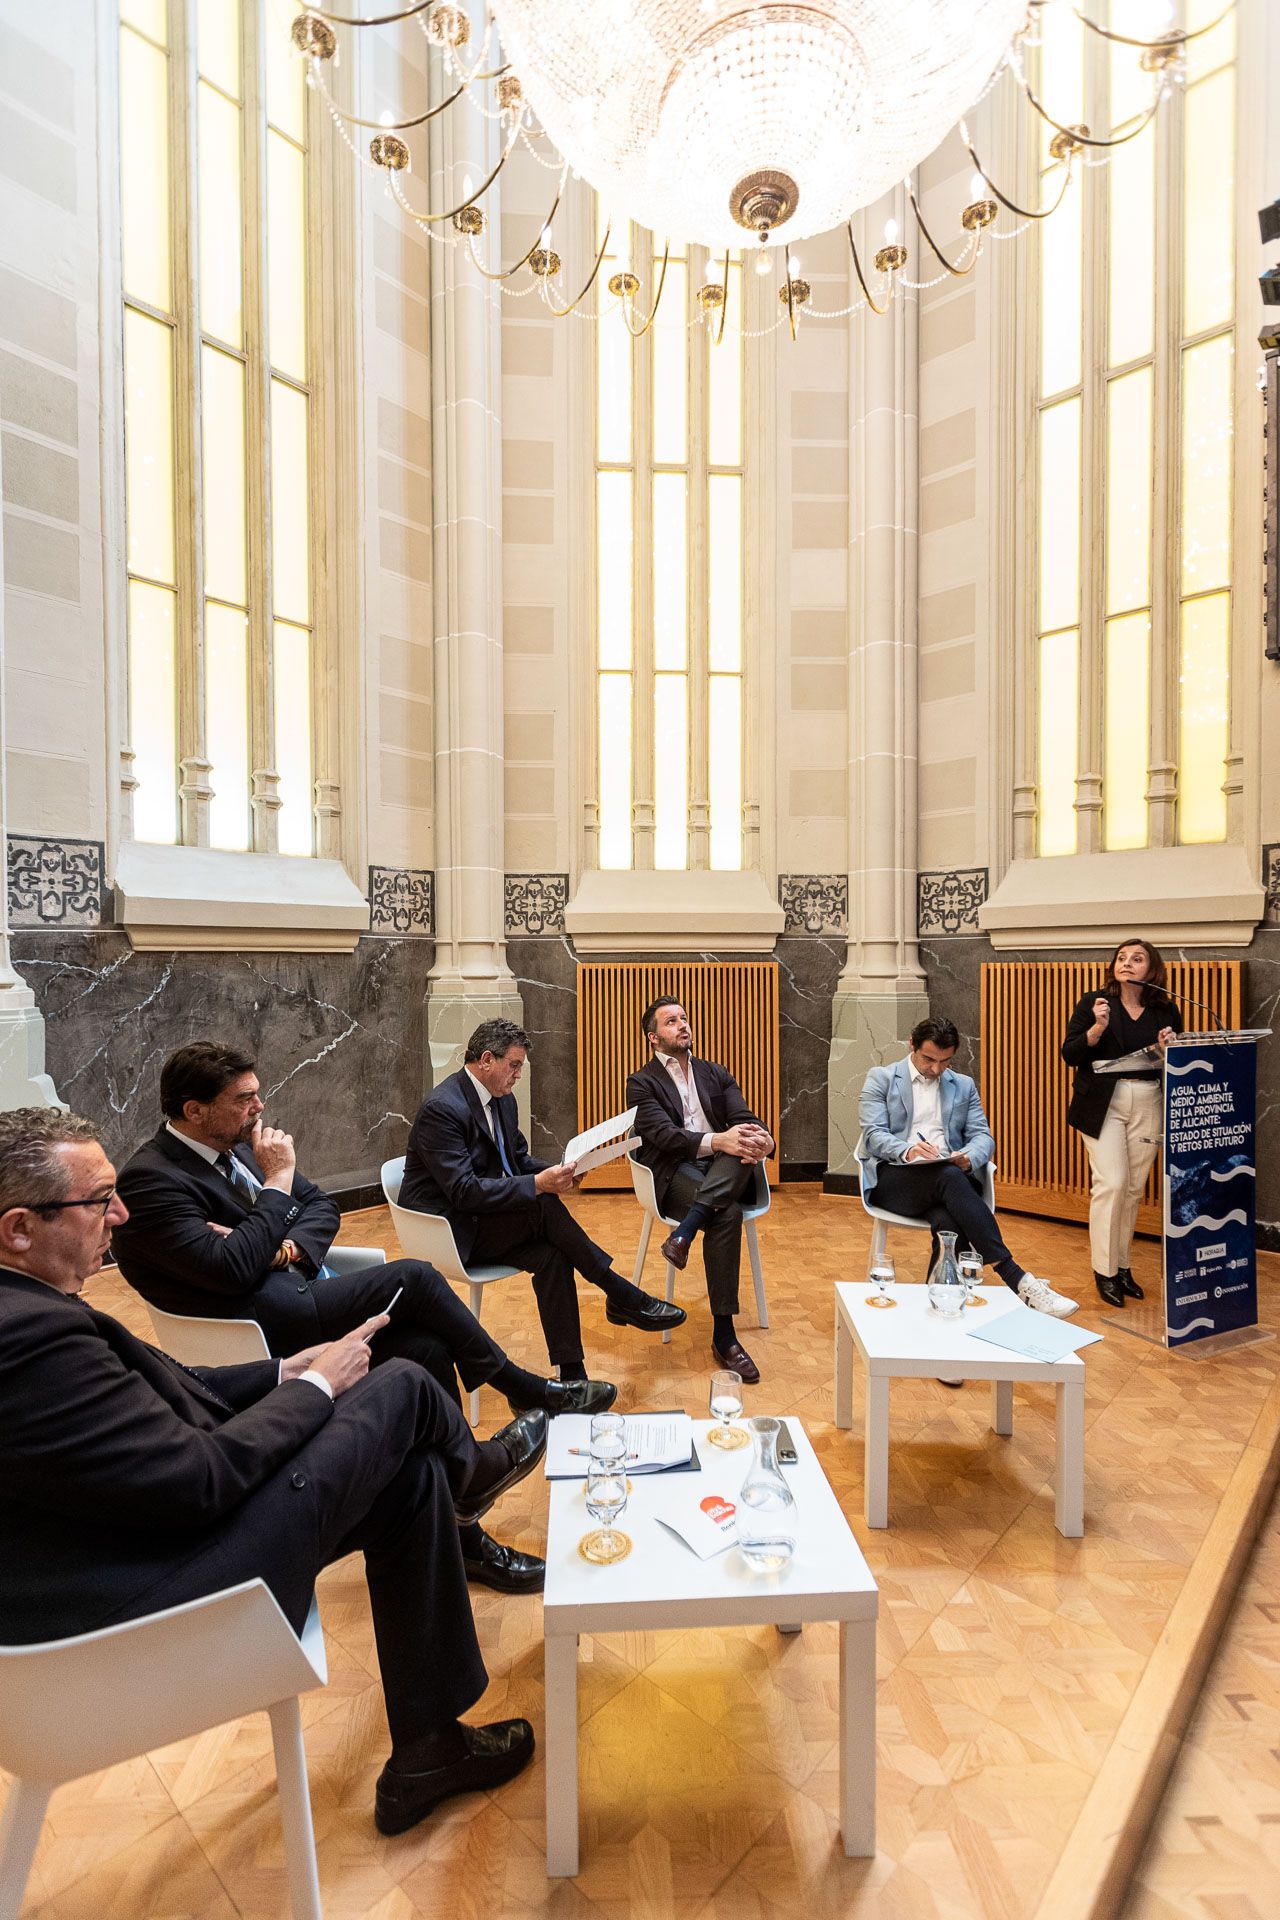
[711,1337,760,1385]
[1117,1267,1145,1300]
[659,1232,691,1271]
[461,1529,545,1594]
[374,1719,535,1835]
[605,1293,688,1333]
[454,1410,548,1522]
[507,1377,618,1417]
[1095,1273,1126,1308]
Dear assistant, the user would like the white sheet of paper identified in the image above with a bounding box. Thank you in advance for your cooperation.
[563,1107,637,1166]
[655,1492,739,1559]
[544,1411,694,1478]
[569,1133,640,1176]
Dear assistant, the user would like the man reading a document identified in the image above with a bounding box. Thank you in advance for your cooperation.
[859,1017,1078,1319]
[402,1020,685,1382]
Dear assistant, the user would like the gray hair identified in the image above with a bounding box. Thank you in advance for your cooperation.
[0,1108,101,1215]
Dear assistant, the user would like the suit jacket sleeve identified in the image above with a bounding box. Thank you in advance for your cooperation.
[0,1303,332,1529]
[273,1164,340,1272]
[506,1104,547,1178]
[857,1067,909,1166]
[198,1357,284,1410]
[1061,991,1104,1068]
[955,1081,995,1171]
[415,1093,539,1212]
[713,1067,760,1133]
[627,1068,706,1162]
[115,1157,303,1299]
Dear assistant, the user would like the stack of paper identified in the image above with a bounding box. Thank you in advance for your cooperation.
[544,1411,695,1478]
[563,1109,640,1175]
[964,1306,1101,1364]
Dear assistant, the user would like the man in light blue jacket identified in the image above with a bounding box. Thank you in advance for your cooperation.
[859,1016,1077,1318]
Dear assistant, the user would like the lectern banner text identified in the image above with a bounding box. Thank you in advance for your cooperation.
[1163,1038,1257,1344]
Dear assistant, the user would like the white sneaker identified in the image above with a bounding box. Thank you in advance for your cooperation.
[1018,1274,1079,1319]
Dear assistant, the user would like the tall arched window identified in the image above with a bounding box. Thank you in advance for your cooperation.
[119,0,316,855]
[593,209,748,873]
[1032,0,1235,857]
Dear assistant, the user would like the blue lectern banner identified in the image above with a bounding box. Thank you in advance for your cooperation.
[1163,1039,1257,1344]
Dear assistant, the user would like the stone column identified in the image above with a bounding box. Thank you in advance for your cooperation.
[0,434,62,1109]
[827,187,927,1178]
[423,8,525,1111]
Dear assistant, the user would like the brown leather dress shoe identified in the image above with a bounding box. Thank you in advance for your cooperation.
[660,1232,691,1270]
[712,1337,760,1384]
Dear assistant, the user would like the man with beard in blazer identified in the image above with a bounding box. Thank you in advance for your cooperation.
[401,1018,685,1380]
[626,996,773,1383]
[0,1107,547,1836]
[113,1040,609,1596]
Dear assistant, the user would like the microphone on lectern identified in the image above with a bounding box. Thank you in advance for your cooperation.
[1170,994,1225,1033]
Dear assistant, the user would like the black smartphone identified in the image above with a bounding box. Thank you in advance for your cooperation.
[776,1419,798,1466]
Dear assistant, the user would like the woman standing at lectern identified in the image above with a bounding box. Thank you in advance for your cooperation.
[1061,938,1183,1309]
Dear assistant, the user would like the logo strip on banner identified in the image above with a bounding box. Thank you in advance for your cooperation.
[1163,1038,1258,1344]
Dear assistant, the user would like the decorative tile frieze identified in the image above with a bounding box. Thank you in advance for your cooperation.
[779,874,848,936]
[368,866,433,937]
[7,836,104,929]
[918,867,988,936]
[505,873,568,937]
[1264,845,1280,925]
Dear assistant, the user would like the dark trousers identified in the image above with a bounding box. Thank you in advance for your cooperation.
[870,1161,1023,1291]
[104,1360,488,1745]
[258,1257,510,1412]
[664,1155,757,1316]
[466,1196,614,1369]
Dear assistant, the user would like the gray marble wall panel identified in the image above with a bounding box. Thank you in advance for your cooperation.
[507,933,578,1162]
[922,928,1280,1247]
[775,934,841,1167]
[12,931,435,1192]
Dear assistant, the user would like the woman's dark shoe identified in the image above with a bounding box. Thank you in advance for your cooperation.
[1094,1272,1126,1308]
[1117,1267,1144,1300]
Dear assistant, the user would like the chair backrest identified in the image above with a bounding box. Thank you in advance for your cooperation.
[380,1157,404,1206]
[380,1155,470,1282]
[146,1303,271,1366]
[324,1245,385,1276]
[628,1156,661,1218]
[0,1580,324,1785]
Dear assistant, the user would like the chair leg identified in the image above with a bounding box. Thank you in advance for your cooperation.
[631,1214,653,1290]
[269,1698,323,1920]
[746,1222,769,1330]
[468,1283,483,1426]
[0,1778,52,1920]
[663,1259,677,1344]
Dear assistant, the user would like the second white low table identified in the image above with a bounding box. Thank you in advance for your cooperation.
[833,1282,1086,1536]
[542,1417,878,1877]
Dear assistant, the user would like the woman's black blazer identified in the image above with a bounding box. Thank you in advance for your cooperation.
[1060,989,1181,1139]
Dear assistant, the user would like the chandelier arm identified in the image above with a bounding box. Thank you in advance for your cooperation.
[467,173,567,281]
[960,130,1073,221]
[710,250,730,347]
[1013,67,1165,148]
[620,244,670,340]
[320,79,469,131]
[390,121,518,223]
[907,185,980,279]
[308,1,433,27]
[1069,0,1234,48]
[541,225,612,318]
[846,223,891,316]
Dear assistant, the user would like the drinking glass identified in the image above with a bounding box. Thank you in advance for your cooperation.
[708,1368,747,1449]
[958,1249,985,1306]
[866,1252,897,1309]
[581,1459,631,1563]
[589,1411,627,1468]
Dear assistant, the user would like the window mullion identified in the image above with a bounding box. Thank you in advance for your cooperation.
[632,223,655,870]
[687,244,710,871]
[1148,61,1184,847]
[241,0,277,853]
[171,0,210,846]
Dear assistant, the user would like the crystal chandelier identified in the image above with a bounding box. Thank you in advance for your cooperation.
[487,0,1028,252]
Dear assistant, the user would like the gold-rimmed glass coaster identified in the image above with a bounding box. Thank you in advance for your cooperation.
[579,1528,632,1565]
[866,1259,897,1308]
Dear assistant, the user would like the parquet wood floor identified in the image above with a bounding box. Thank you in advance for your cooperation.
[7,1188,1280,1920]
[1121,1491,1280,1920]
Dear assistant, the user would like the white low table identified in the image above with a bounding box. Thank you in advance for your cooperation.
[542,1417,878,1877]
[833,1283,1086,1536]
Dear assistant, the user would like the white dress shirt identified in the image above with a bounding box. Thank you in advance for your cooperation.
[660,1053,713,1158]
[908,1065,951,1156]
[165,1122,330,1400]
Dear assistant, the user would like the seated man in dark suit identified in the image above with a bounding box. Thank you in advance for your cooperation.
[626,996,773,1383]
[113,1040,609,1596]
[401,1018,685,1381]
[0,1107,547,1836]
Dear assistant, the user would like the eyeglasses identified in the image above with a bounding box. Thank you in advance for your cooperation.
[18,1188,117,1218]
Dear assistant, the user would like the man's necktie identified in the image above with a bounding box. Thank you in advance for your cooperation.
[218,1151,257,1201]
[491,1111,514,1176]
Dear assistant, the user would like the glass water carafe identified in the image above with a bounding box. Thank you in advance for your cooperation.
[737,1417,798,1571]
[926,1229,967,1318]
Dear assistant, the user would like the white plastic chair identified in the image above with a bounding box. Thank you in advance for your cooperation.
[855,1131,997,1270]
[145,1245,386,1368]
[381,1157,519,1424]
[0,1579,327,1920]
[628,1158,770,1343]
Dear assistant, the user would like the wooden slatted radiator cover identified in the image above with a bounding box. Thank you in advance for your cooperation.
[980,959,1242,1234]
[576,961,781,1189]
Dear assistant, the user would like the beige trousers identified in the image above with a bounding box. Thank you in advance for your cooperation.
[1084,1077,1162,1277]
